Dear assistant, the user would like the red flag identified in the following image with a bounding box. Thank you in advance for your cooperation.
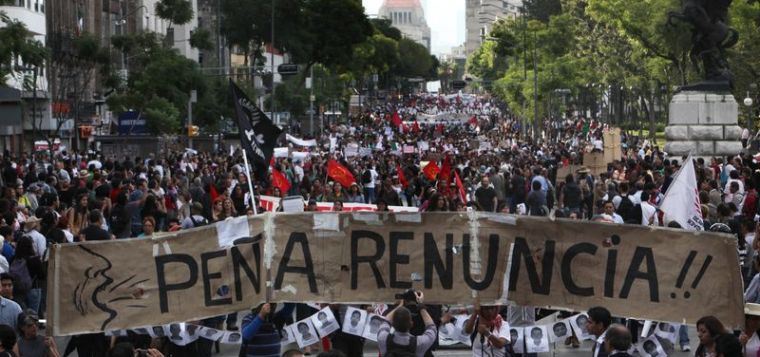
[391,111,402,127]
[271,168,291,194]
[208,183,220,203]
[423,161,440,181]
[327,159,356,188]
[435,123,444,135]
[468,116,478,126]
[397,164,408,188]
[439,155,452,183]
[455,170,466,203]
[400,122,408,133]
[412,120,421,134]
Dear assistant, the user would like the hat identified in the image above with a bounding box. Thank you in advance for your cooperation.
[79,169,89,177]
[576,167,590,174]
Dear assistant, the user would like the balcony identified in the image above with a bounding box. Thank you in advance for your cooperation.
[0,5,46,36]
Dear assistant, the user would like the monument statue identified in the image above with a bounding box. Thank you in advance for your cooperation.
[668,0,738,91]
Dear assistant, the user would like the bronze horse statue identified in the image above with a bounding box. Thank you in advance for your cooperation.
[668,0,739,90]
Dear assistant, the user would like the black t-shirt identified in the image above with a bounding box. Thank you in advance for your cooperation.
[79,225,110,242]
[475,186,497,212]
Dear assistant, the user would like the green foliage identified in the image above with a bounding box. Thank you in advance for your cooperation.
[298,0,374,68]
[189,28,214,51]
[370,18,402,41]
[155,0,194,26]
[524,0,562,22]
[0,12,48,82]
[107,34,226,135]
[144,97,181,134]
[397,38,433,78]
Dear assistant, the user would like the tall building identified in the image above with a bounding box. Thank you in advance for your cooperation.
[465,0,522,56]
[378,0,431,50]
[196,0,229,73]
[0,0,53,152]
[129,0,199,62]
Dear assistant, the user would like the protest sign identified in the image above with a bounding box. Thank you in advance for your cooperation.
[603,128,623,164]
[47,221,266,336]
[48,213,744,336]
[584,152,607,176]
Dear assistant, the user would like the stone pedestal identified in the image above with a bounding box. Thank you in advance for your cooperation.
[663,91,743,156]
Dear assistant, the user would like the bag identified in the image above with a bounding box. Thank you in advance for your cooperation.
[362,169,372,184]
[617,195,636,223]
[385,333,417,357]
[629,203,643,225]
[10,258,32,293]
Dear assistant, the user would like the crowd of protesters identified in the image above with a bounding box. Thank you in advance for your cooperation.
[0,92,751,356]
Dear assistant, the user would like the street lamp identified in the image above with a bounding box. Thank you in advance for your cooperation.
[745,92,754,132]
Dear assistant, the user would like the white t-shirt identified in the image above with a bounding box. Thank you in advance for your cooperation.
[745,331,760,357]
[471,320,511,357]
[365,169,379,189]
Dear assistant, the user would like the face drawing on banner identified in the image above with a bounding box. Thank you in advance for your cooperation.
[367,316,384,335]
[228,333,241,343]
[530,327,544,346]
[169,323,182,341]
[526,326,549,353]
[643,340,659,357]
[186,324,198,336]
[133,328,149,335]
[152,326,166,337]
[297,322,315,342]
[552,322,569,340]
[342,308,366,335]
[576,315,589,335]
[72,245,151,331]
[657,323,675,333]
[316,311,334,330]
[510,328,525,354]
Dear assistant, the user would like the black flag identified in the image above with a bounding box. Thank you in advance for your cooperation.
[229,79,283,180]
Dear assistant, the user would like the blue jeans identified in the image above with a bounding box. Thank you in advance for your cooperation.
[26,288,42,315]
[364,187,376,204]
[679,325,690,348]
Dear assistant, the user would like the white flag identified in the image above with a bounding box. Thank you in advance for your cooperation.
[659,155,704,230]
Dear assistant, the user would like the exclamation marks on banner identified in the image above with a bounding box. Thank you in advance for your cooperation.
[672,250,713,299]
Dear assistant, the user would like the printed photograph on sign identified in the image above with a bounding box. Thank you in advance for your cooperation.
[654,322,677,343]
[311,307,340,338]
[637,335,666,357]
[453,314,473,346]
[362,314,386,342]
[149,325,168,338]
[199,326,224,341]
[293,318,320,348]
[510,327,524,354]
[550,320,572,342]
[131,327,150,335]
[168,323,184,342]
[182,324,200,345]
[222,331,243,345]
[525,325,550,353]
[341,307,368,337]
[569,314,594,341]
[280,324,295,346]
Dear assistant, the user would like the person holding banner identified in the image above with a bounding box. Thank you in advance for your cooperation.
[464,302,511,357]
[240,302,296,357]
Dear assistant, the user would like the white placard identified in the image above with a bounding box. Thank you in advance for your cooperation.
[274,147,289,158]
[342,307,368,337]
[311,307,340,338]
[510,327,525,354]
[568,313,594,341]
[282,196,305,213]
[362,314,386,342]
[293,318,320,348]
[549,320,572,342]
[525,325,550,353]
[637,335,666,357]
[215,216,251,247]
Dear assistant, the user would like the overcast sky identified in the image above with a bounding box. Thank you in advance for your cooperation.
[362,0,466,56]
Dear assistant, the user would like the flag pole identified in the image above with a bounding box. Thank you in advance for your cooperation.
[242,149,259,215]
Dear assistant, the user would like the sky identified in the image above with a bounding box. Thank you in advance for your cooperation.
[362,0,466,56]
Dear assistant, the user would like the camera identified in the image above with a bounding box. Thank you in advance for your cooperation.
[394,288,417,302]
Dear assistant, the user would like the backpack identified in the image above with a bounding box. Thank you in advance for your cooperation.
[10,258,33,293]
[629,203,644,225]
[617,195,636,223]
[385,334,417,357]
[362,169,372,185]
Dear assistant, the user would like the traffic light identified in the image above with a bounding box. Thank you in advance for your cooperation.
[188,125,199,137]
